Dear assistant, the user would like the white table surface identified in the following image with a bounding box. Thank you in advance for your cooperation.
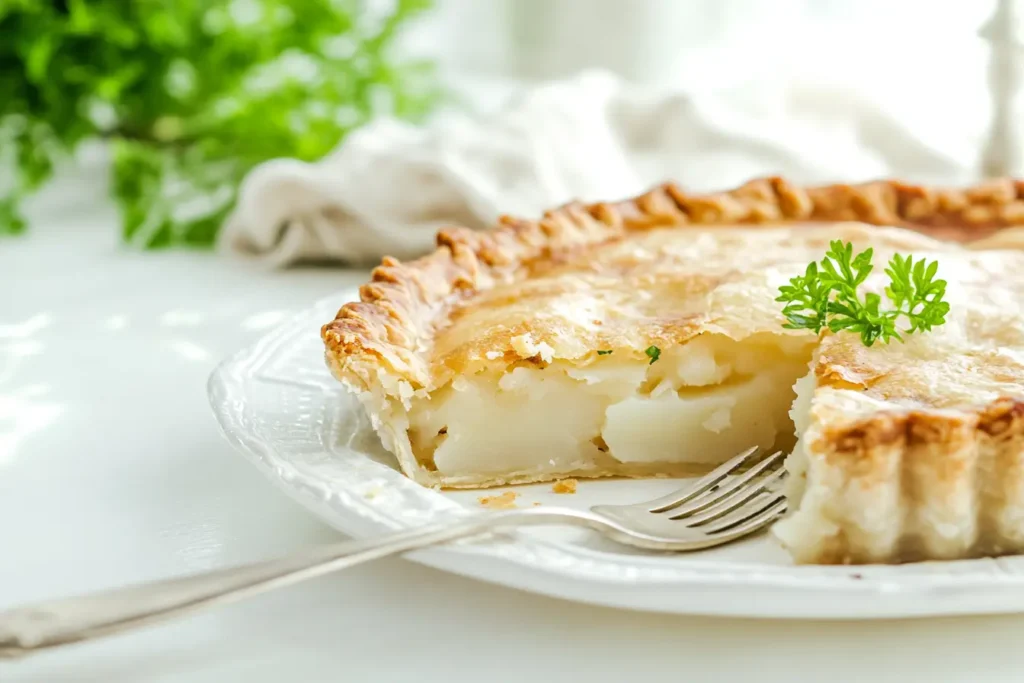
[7,186,1024,682]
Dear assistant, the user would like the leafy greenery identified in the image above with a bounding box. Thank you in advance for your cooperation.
[0,0,437,247]
[596,349,613,356]
[776,240,950,347]
[644,345,661,365]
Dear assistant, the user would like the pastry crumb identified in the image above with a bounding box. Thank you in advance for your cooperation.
[478,491,518,509]
[363,486,383,500]
[532,502,542,506]
[510,333,554,363]
[552,479,578,494]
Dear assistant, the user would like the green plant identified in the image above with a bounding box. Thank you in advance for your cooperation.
[776,240,949,346]
[0,0,437,247]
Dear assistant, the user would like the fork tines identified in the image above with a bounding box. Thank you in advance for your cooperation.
[652,447,788,536]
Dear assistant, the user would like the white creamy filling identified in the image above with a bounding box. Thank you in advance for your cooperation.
[407,334,813,477]
[783,370,815,508]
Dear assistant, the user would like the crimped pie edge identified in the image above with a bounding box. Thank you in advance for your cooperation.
[322,176,1024,388]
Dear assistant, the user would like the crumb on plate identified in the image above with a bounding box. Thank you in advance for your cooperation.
[552,479,577,494]
[478,491,518,509]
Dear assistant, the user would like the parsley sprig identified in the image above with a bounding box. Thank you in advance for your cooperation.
[776,240,950,347]
[644,345,661,364]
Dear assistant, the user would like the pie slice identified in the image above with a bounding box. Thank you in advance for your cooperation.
[322,177,1024,564]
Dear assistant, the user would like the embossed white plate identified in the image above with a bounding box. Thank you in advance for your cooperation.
[208,291,1024,619]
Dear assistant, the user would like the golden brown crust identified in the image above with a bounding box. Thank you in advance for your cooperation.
[324,177,1024,536]
[322,176,1024,390]
[815,398,1024,456]
[322,176,1024,566]
[323,175,1024,409]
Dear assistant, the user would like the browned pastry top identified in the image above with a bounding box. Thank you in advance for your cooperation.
[323,177,1024,392]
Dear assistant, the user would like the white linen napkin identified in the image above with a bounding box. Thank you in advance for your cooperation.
[220,70,980,267]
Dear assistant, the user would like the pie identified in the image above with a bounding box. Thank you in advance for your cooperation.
[322,177,1024,564]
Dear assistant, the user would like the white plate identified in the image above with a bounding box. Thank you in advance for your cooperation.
[208,291,1024,619]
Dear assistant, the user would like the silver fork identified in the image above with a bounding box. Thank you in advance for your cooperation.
[0,446,786,659]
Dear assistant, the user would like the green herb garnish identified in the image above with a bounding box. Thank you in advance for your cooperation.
[776,240,949,347]
[644,345,661,364]
[596,350,613,356]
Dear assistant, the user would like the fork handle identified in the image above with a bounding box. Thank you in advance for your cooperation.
[0,508,598,659]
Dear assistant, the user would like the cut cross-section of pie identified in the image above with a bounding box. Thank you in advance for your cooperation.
[322,177,1024,564]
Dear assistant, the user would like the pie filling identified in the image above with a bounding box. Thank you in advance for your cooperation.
[781,369,816,509]
[406,333,815,480]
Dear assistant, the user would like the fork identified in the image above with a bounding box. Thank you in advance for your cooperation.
[0,446,786,659]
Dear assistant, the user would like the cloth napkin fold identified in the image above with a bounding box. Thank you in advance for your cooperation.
[220,70,977,267]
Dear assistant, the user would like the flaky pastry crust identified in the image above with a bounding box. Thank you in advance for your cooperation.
[322,176,1024,564]
[323,177,1024,388]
